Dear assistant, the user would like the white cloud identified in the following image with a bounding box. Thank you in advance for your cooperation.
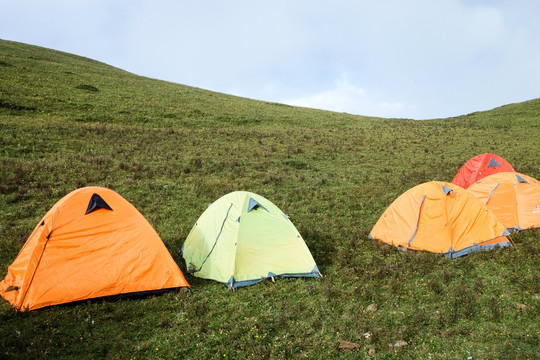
[282,77,412,119]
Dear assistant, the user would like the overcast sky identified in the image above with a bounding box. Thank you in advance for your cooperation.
[1,1,539,119]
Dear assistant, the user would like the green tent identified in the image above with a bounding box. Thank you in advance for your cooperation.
[182,191,320,289]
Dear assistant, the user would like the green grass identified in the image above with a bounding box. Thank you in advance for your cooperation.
[1,39,539,359]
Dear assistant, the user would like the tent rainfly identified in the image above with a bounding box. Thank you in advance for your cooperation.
[369,181,511,258]
[452,153,515,189]
[182,191,320,289]
[467,172,540,231]
[0,186,189,311]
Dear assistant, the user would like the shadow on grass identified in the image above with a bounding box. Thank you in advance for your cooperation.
[299,225,336,269]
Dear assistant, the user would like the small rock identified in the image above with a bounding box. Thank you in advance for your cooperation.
[368,347,376,356]
[389,340,408,348]
[516,303,528,311]
[339,341,361,350]
[366,303,378,312]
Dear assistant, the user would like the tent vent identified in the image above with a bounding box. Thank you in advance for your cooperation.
[487,158,501,168]
[247,198,268,212]
[516,175,528,184]
[441,185,453,195]
[85,193,113,215]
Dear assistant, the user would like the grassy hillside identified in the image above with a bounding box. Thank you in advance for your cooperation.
[0,39,539,359]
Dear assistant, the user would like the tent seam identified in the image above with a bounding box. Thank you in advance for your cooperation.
[408,195,426,247]
[193,203,233,274]
[19,231,52,310]
[486,183,500,204]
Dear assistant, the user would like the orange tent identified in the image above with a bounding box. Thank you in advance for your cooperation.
[0,186,189,311]
[467,172,540,231]
[452,153,515,189]
[369,181,511,258]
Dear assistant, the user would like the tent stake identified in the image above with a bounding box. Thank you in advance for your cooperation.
[508,234,517,248]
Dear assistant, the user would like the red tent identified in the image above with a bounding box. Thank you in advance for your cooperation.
[452,153,514,189]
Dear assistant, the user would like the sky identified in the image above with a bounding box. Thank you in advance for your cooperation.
[1,1,539,120]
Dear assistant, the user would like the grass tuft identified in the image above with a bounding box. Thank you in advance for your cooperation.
[75,84,99,92]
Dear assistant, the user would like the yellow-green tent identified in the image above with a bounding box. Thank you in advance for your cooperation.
[182,191,320,289]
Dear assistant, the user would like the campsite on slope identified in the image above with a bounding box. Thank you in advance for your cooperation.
[0,40,539,359]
